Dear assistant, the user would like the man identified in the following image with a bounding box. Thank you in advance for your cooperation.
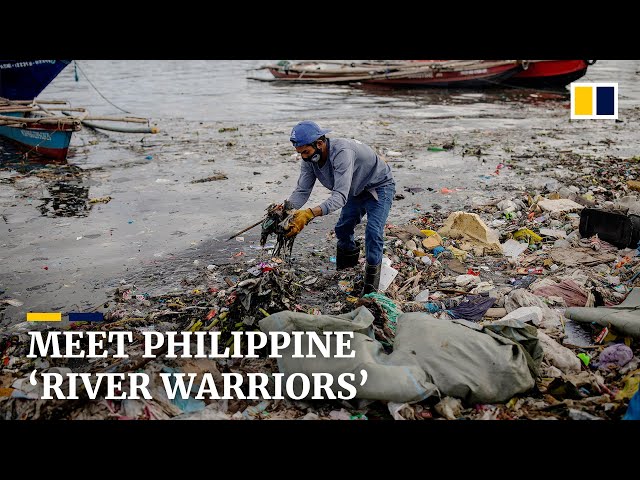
[284,120,395,295]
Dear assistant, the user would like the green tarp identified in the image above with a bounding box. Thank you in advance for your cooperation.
[259,306,540,404]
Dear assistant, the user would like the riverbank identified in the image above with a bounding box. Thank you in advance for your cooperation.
[3,92,637,327]
[2,87,640,419]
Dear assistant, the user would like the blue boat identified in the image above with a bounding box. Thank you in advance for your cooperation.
[0,106,80,161]
[1,97,156,161]
[0,60,71,100]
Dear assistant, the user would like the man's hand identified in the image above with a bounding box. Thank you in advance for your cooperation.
[285,208,315,238]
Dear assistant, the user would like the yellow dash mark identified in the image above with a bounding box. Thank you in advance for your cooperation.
[27,312,62,322]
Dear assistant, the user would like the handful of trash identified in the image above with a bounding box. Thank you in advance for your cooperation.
[260,200,297,257]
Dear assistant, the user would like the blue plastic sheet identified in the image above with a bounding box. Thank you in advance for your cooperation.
[623,389,640,420]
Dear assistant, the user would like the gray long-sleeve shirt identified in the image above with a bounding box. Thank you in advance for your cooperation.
[287,138,395,215]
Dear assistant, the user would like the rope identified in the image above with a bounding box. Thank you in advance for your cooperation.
[21,135,52,159]
[73,61,131,114]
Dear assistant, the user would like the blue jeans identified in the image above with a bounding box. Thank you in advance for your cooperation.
[335,183,395,265]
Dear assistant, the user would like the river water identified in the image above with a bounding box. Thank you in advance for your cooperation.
[1,60,639,328]
[44,60,640,122]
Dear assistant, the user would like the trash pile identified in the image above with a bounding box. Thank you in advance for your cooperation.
[2,152,640,420]
[349,151,640,420]
[0,261,309,420]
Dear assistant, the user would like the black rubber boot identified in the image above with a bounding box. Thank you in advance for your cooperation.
[361,262,381,296]
[336,241,360,270]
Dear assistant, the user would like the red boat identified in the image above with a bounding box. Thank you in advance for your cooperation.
[261,60,525,88]
[256,60,593,88]
[504,60,593,88]
[365,60,523,87]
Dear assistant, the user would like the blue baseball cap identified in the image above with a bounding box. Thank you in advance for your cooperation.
[290,120,332,147]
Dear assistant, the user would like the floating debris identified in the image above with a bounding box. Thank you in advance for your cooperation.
[89,196,112,204]
[191,173,228,183]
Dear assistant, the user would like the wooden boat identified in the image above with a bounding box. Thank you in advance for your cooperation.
[254,59,593,88]
[0,60,71,100]
[0,98,158,161]
[0,99,82,160]
[256,60,524,87]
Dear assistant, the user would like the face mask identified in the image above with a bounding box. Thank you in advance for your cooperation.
[301,143,321,163]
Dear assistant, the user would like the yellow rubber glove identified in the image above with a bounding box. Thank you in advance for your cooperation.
[285,208,315,238]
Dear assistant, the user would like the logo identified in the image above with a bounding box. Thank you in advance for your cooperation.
[27,312,104,322]
[570,82,618,120]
